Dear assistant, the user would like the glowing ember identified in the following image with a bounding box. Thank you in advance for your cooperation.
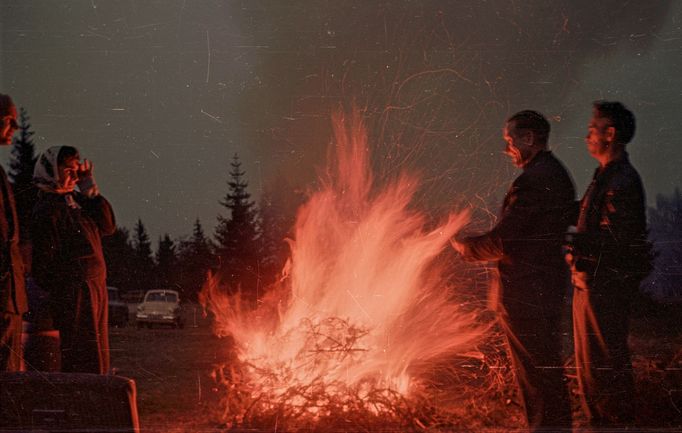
[200,109,489,428]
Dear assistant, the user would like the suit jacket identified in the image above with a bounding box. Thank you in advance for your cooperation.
[0,166,26,315]
[460,151,575,300]
[573,152,652,279]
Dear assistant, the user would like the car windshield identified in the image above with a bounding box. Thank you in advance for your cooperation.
[146,292,177,303]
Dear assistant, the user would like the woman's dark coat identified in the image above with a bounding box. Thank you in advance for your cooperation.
[31,191,115,374]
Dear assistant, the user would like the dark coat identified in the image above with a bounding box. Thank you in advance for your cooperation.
[460,150,576,304]
[0,166,26,315]
[458,150,576,430]
[572,152,652,280]
[31,192,115,292]
[30,191,115,374]
[571,153,650,426]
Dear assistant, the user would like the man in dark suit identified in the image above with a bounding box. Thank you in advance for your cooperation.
[452,110,575,432]
[0,93,27,371]
[568,101,652,429]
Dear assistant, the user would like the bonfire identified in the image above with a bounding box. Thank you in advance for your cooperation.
[200,110,512,432]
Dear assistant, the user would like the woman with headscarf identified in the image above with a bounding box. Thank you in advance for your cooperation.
[30,146,115,374]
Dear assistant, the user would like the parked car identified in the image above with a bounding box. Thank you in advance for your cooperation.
[135,290,183,329]
[108,286,129,327]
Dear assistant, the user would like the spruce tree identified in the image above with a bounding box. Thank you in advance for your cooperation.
[258,174,303,285]
[156,234,177,270]
[8,107,38,241]
[177,218,214,301]
[134,219,153,262]
[155,233,178,292]
[132,218,155,293]
[214,154,261,299]
[190,218,214,271]
[102,226,137,295]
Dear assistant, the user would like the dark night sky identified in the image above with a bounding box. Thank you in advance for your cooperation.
[1,1,681,244]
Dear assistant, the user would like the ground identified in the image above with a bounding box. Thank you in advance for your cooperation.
[108,301,682,433]
[110,304,231,433]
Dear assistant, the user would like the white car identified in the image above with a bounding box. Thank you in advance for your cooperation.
[135,290,183,329]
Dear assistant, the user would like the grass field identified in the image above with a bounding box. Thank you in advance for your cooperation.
[109,302,681,432]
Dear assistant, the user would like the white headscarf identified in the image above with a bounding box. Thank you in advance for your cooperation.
[33,145,80,208]
[33,146,63,192]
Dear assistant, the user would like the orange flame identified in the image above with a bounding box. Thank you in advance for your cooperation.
[201,109,487,421]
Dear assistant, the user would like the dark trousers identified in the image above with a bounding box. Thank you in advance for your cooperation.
[572,271,636,429]
[498,278,572,432]
[0,312,22,371]
[53,278,109,374]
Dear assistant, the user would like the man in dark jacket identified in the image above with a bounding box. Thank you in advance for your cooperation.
[0,94,27,372]
[452,110,575,431]
[568,101,652,429]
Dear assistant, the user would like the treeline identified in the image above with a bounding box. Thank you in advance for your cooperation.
[9,108,303,303]
[8,108,682,302]
[100,154,303,303]
[646,188,682,299]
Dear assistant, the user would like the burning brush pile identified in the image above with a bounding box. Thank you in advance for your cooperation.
[200,111,515,432]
